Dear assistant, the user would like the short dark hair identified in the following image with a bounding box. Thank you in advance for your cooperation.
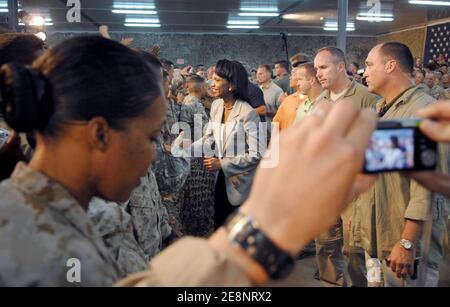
[215,59,249,102]
[274,60,289,71]
[258,64,272,74]
[298,62,317,78]
[350,62,360,70]
[195,64,206,72]
[317,46,346,66]
[0,33,45,66]
[379,42,414,74]
[160,58,174,71]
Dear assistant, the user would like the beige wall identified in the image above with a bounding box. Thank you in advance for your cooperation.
[376,27,427,60]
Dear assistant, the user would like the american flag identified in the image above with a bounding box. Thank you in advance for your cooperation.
[424,22,450,65]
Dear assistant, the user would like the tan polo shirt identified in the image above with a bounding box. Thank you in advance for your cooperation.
[320,79,379,110]
[353,85,435,260]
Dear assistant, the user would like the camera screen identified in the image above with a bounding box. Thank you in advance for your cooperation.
[0,128,9,149]
[365,128,415,172]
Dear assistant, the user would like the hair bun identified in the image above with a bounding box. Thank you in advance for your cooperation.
[0,63,53,133]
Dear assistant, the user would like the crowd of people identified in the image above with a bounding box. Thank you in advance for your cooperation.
[0,31,449,287]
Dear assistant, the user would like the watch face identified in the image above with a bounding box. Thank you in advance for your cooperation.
[401,239,413,250]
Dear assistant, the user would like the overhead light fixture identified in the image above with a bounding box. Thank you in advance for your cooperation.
[238,12,279,17]
[125,17,159,23]
[356,16,394,21]
[356,12,394,22]
[358,12,393,17]
[282,14,299,20]
[227,20,259,25]
[31,16,45,26]
[324,21,355,31]
[125,23,160,27]
[19,16,53,26]
[113,2,155,9]
[409,0,450,5]
[35,32,47,41]
[112,9,157,14]
[240,7,278,12]
[227,25,260,29]
[0,8,7,12]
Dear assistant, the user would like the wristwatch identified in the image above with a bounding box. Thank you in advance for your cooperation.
[225,210,295,280]
[399,239,414,250]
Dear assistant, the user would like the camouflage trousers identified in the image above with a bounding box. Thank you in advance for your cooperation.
[162,194,184,238]
[180,158,216,237]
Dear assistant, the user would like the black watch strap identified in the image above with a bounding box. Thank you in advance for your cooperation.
[225,211,295,280]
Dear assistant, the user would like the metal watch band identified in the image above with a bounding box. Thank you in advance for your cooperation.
[225,211,295,280]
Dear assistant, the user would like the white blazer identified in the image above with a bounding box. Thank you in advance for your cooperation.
[192,99,266,206]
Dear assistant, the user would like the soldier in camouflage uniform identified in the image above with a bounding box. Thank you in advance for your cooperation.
[178,76,216,237]
[88,198,149,275]
[0,163,122,286]
[152,71,191,236]
[88,168,176,276]
[152,138,189,236]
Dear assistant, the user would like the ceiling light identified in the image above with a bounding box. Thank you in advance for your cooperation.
[324,27,355,31]
[227,25,260,29]
[356,16,394,21]
[112,9,157,14]
[0,9,7,12]
[125,23,161,27]
[409,0,450,5]
[31,15,45,26]
[227,20,259,25]
[113,2,155,9]
[358,12,393,17]
[238,12,279,17]
[35,32,47,41]
[125,17,159,23]
[240,7,278,12]
[282,14,298,20]
[324,21,355,31]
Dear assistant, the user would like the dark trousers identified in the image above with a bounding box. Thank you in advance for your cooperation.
[214,170,236,229]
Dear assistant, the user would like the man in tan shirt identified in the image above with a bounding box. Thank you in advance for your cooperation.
[313,46,378,287]
[358,41,447,286]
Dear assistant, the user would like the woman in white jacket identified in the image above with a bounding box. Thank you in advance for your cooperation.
[191,59,266,228]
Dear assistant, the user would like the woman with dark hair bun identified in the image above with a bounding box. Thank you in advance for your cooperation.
[189,59,266,229]
[0,36,167,286]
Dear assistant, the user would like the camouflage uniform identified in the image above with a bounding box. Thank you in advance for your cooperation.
[123,169,173,259]
[178,95,216,237]
[152,138,190,236]
[152,95,192,236]
[0,163,121,286]
[162,98,180,146]
[430,85,446,100]
[180,95,209,142]
[88,198,149,275]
